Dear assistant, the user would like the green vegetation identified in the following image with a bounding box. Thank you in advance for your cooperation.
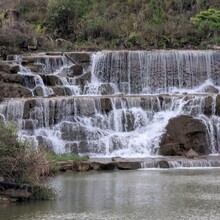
[192,8,220,44]
[0,0,220,51]
[46,152,88,174]
[0,122,54,200]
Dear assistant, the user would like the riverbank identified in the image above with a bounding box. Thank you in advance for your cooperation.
[2,154,220,204]
[56,155,220,172]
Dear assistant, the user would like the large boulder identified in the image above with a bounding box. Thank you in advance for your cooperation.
[159,115,210,156]
[68,64,83,77]
[33,86,44,96]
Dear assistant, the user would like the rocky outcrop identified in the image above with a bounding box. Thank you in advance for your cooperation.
[159,115,210,156]
[202,85,219,94]
[65,52,91,64]
[0,84,32,98]
[41,75,63,86]
[0,181,32,202]
[68,65,83,77]
[0,62,33,97]
[33,86,44,96]
[75,72,91,90]
[185,148,199,158]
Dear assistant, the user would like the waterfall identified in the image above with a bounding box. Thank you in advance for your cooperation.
[1,50,220,157]
[90,50,220,94]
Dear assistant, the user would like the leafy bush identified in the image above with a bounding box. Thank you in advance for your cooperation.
[0,122,50,185]
[192,8,220,37]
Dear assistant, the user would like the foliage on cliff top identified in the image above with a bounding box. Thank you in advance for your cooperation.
[1,0,220,50]
[192,8,220,33]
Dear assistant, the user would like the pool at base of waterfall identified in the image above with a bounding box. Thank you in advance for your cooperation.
[1,169,220,220]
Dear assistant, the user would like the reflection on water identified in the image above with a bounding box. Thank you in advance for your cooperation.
[1,169,220,220]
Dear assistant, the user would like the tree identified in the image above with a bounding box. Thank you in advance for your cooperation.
[192,8,220,37]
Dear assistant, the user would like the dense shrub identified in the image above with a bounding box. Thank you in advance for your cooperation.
[0,122,49,185]
[192,8,220,37]
[2,0,220,50]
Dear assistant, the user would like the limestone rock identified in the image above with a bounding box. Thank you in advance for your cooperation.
[0,84,32,98]
[98,83,115,95]
[22,119,35,130]
[75,72,91,89]
[90,162,116,171]
[23,99,37,119]
[117,162,141,170]
[215,95,220,116]
[56,161,73,172]
[100,98,112,113]
[185,148,199,158]
[68,64,83,77]
[41,75,63,86]
[159,115,210,156]
[0,61,10,73]
[65,141,90,155]
[33,86,44,96]
[203,96,214,116]
[50,86,72,96]
[158,143,182,156]
[157,160,170,168]
[0,72,23,84]
[9,64,20,74]
[0,181,32,200]
[46,52,63,56]
[61,122,102,141]
[65,52,91,63]
[73,161,91,171]
[202,85,219,93]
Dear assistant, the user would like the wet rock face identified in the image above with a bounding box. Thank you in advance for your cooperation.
[68,65,83,77]
[0,84,32,98]
[202,85,219,94]
[216,95,220,116]
[65,52,91,63]
[159,115,210,156]
[41,75,63,86]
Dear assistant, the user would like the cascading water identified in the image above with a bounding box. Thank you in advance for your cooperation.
[89,50,220,94]
[1,50,220,157]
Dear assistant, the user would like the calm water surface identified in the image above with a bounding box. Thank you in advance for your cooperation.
[1,169,220,220]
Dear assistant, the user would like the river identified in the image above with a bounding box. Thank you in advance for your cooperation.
[1,169,220,220]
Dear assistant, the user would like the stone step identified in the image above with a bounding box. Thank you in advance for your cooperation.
[56,155,220,172]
